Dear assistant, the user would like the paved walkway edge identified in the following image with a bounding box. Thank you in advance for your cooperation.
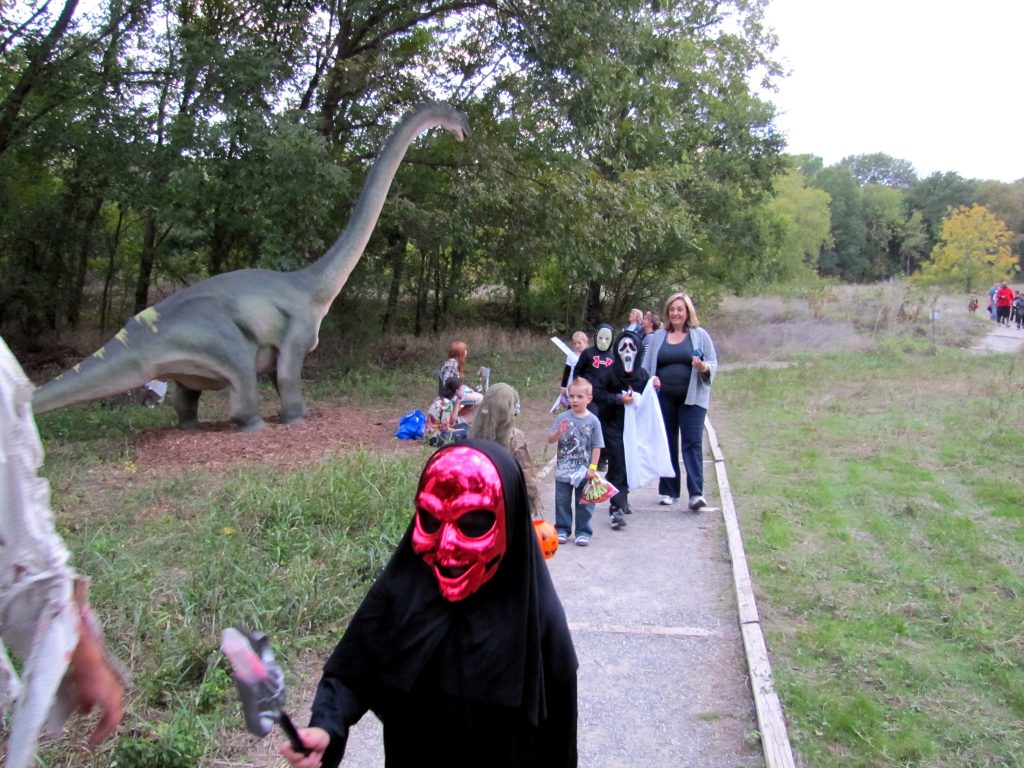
[705,418,797,768]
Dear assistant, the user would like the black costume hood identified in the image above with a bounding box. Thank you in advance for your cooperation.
[611,328,645,379]
[320,439,577,726]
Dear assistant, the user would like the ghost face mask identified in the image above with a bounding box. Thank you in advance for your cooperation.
[596,326,613,352]
[618,336,638,373]
[412,446,508,602]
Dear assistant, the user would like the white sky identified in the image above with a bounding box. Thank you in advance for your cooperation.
[761,0,1024,183]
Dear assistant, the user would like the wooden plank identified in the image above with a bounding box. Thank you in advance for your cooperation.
[706,418,797,768]
[706,421,758,625]
[742,622,797,768]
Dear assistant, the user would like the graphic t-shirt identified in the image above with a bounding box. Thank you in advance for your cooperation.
[550,410,605,485]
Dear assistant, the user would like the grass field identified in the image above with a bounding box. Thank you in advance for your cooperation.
[8,282,1024,767]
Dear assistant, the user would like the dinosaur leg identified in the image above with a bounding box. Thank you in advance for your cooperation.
[227,370,266,432]
[171,383,203,429]
[276,335,311,425]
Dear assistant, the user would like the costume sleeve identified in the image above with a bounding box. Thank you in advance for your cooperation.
[560,364,572,388]
[698,330,718,382]
[308,675,370,768]
[537,674,578,768]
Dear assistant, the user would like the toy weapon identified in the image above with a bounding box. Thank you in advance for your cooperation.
[220,627,309,755]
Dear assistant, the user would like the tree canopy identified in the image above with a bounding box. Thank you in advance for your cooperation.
[0,0,790,339]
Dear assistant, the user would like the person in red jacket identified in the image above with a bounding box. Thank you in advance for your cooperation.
[994,282,1015,326]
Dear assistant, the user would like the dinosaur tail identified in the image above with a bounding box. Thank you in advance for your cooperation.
[31,319,158,415]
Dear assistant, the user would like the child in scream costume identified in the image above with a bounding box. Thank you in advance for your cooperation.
[280,440,578,768]
[591,328,649,529]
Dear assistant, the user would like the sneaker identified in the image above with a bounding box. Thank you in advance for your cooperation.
[658,495,675,506]
[575,534,591,547]
[688,494,707,510]
[557,532,568,545]
[610,509,626,529]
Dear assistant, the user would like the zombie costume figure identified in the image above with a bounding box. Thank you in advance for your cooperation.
[591,329,650,529]
[281,440,578,768]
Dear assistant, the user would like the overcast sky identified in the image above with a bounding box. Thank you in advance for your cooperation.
[760,0,1024,183]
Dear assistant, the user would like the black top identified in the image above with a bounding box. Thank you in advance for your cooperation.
[655,333,695,399]
[591,329,650,426]
[309,439,579,767]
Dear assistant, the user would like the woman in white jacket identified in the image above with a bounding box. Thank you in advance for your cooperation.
[641,293,718,510]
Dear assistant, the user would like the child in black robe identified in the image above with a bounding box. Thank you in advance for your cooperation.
[279,439,578,768]
[591,328,649,529]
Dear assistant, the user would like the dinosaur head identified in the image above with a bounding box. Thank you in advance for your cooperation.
[439,106,470,142]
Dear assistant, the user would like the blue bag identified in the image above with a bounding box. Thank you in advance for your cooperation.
[395,409,426,440]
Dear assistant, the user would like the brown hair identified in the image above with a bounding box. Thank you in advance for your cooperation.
[446,341,468,378]
[662,293,699,330]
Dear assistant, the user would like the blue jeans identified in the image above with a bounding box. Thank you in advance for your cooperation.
[657,391,707,499]
[555,479,594,537]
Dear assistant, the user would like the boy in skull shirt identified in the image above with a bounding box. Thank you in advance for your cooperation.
[591,329,649,529]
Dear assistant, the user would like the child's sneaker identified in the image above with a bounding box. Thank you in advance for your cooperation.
[609,509,626,529]
[688,494,707,510]
[575,534,590,547]
[557,531,568,545]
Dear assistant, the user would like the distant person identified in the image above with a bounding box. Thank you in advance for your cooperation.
[471,382,545,518]
[559,331,589,400]
[425,376,468,447]
[642,293,718,511]
[548,378,604,547]
[641,310,662,359]
[995,282,1015,326]
[1013,291,1024,330]
[988,282,1000,322]
[438,340,484,407]
[641,310,661,336]
[279,441,578,768]
[623,308,643,334]
[968,296,979,314]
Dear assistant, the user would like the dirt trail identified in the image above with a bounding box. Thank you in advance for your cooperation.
[969,322,1024,354]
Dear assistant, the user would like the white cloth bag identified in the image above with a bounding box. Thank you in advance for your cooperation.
[623,377,674,489]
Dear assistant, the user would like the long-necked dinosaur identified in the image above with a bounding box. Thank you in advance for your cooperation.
[32,103,469,431]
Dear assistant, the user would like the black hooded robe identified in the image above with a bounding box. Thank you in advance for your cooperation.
[308,439,579,768]
[591,329,650,514]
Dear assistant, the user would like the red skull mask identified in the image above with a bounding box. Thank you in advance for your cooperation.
[412,445,508,601]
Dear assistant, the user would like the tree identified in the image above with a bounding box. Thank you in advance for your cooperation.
[905,171,978,244]
[813,166,867,280]
[859,183,906,280]
[839,153,917,189]
[755,167,831,284]
[914,205,1017,292]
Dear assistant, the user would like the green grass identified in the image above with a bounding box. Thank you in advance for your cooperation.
[714,349,1024,767]
[28,448,422,767]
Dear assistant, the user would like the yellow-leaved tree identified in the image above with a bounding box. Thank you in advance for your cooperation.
[914,204,1017,291]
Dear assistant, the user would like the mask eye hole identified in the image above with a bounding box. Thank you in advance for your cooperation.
[417,508,441,534]
[456,510,497,538]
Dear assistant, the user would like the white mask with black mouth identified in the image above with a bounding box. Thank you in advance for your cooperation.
[618,336,638,373]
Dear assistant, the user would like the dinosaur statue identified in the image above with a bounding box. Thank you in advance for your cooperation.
[32,103,469,431]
